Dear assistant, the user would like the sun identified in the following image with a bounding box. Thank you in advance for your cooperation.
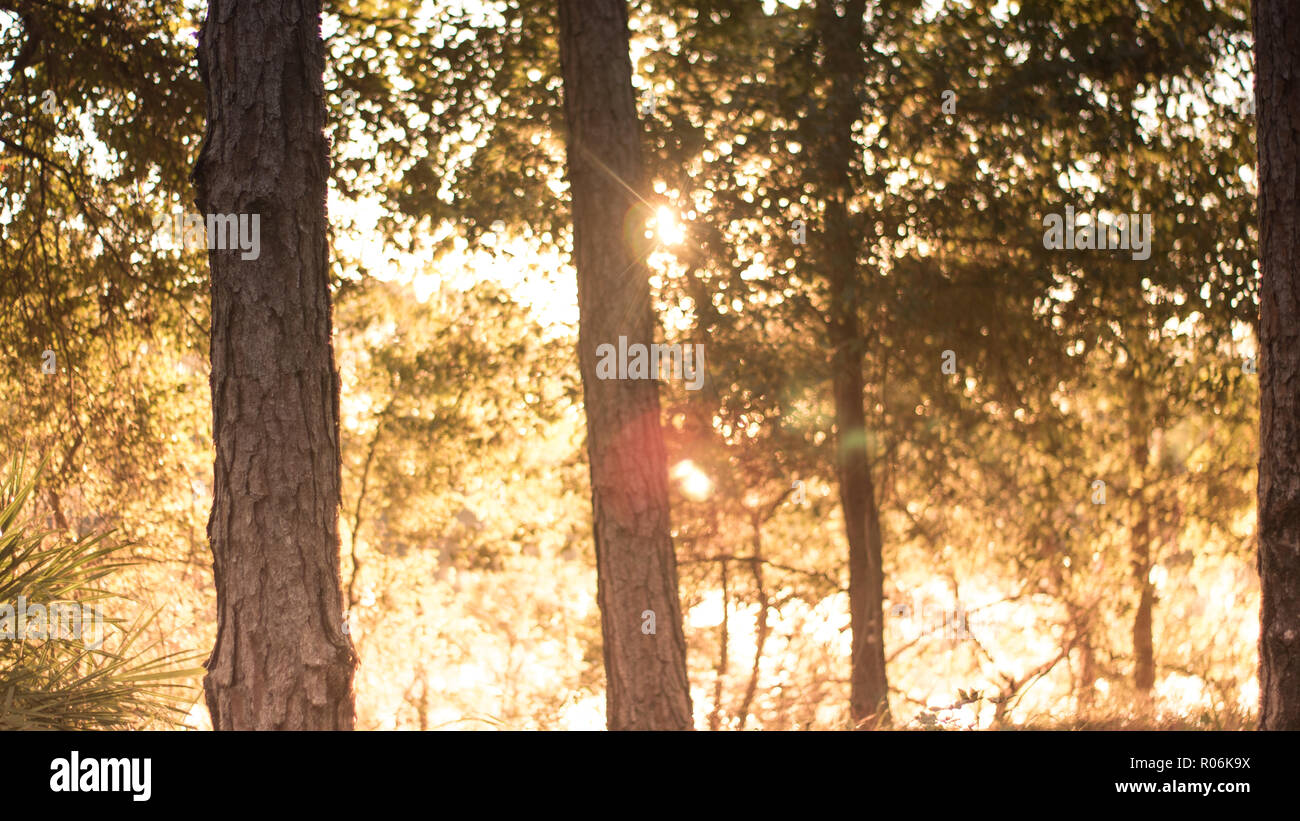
[671,459,713,501]
[654,207,686,246]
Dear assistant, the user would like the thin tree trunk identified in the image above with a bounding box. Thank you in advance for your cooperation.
[1076,620,1097,713]
[1128,378,1155,696]
[1254,0,1300,731]
[709,559,729,731]
[832,319,890,727]
[737,510,771,730]
[557,0,693,730]
[813,0,890,728]
[1132,549,1156,695]
[193,0,356,730]
[347,398,394,612]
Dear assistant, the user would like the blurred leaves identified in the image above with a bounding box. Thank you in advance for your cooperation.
[0,452,201,730]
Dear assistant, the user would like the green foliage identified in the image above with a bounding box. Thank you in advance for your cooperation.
[336,276,581,570]
[0,0,1267,728]
[0,453,201,730]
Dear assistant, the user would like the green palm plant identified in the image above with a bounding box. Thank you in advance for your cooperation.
[0,452,203,730]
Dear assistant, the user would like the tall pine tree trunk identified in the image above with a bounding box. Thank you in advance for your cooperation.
[557,0,693,730]
[831,313,890,727]
[1254,0,1300,731]
[813,0,890,728]
[1128,377,1155,696]
[193,0,356,730]
[1131,515,1156,696]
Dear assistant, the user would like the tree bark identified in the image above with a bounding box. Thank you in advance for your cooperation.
[557,0,693,730]
[1255,0,1300,731]
[812,0,890,728]
[1131,521,1156,695]
[193,0,356,730]
[737,509,772,730]
[1128,377,1155,696]
[709,558,729,731]
[832,320,890,727]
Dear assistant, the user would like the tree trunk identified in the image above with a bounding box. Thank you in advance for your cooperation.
[737,510,771,729]
[193,0,356,730]
[812,0,890,728]
[1128,378,1155,696]
[1076,614,1097,713]
[1255,0,1300,731]
[709,558,729,731]
[557,0,693,730]
[832,322,890,727]
[1132,536,1156,695]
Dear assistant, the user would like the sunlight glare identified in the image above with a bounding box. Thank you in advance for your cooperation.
[672,459,713,501]
[655,206,685,246]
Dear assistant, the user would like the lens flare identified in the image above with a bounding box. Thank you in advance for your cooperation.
[671,459,713,501]
[655,207,685,246]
